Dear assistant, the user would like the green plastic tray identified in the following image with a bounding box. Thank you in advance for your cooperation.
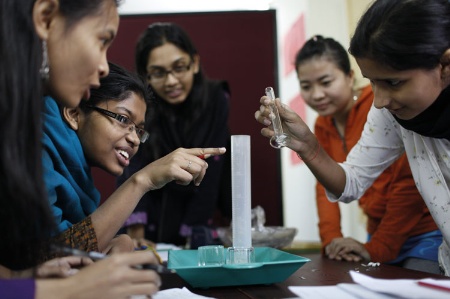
[168,247,310,288]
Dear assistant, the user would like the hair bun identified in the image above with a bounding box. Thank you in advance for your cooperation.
[312,35,324,42]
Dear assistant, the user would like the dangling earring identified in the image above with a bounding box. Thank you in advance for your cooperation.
[40,40,50,80]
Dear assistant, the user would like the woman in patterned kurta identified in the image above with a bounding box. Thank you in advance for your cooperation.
[43,62,226,255]
[255,0,450,275]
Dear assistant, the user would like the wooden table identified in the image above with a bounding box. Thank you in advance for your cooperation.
[160,252,449,298]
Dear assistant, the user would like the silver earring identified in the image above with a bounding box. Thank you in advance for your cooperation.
[40,41,49,80]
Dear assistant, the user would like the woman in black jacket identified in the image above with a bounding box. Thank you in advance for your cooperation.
[118,22,231,247]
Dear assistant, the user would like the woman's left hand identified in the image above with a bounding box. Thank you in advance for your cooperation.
[2,256,95,279]
[325,237,371,262]
[34,256,94,278]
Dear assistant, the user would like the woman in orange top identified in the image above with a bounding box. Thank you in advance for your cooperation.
[295,35,442,273]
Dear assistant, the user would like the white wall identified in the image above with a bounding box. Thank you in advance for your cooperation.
[118,0,272,14]
[269,0,367,243]
[118,0,368,244]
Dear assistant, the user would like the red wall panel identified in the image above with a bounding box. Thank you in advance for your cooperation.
[92,10,283,225]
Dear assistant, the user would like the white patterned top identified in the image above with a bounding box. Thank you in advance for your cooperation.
[326,104,450,276]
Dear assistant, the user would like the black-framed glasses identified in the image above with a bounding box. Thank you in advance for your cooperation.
[85,105,149,143]
[146,61,193,83]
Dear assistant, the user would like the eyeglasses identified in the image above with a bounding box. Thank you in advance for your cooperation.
[85,105,149,143]
[146,62,192,84]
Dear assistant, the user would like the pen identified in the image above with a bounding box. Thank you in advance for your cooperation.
[50,244,106,261]
[139,263,176,273]
[137,245,163,264]
[417,280,450,293]
[50,244,175,274]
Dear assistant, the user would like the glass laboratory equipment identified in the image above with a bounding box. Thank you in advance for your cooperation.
[265,87,290,149]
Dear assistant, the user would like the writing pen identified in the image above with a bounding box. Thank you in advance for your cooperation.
[50,244,175,274]
[417,280,450,293]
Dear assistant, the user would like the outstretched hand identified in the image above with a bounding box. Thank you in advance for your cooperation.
[141,147,226,191]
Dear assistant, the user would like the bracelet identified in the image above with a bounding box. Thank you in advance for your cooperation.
[296,141,321,162]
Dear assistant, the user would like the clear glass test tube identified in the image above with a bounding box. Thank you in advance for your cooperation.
[265,87,290,149]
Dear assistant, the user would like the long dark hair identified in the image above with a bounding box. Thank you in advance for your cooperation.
[80,62,151,111]
[0,0,121,270]
[295,35,351,75]
[135,22,213,159]
[349,0,450,70]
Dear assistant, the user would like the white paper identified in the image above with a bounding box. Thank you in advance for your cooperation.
[130,288,215,299]
[350,271,450,299]
[288,285,359,299]
[153,287,216,299]
[155,243,182,262]
[288,271,450,299]
[156,243,182,251]
[337,283,396,299]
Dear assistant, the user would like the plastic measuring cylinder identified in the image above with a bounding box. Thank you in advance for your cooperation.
[229,135,254,264]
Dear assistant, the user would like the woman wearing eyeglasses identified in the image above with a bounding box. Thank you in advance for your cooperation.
[118,22,231,248]
[42,62,226,255]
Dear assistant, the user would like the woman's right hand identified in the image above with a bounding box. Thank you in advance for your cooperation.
[137,147,226,191]
[255,94,345,196]
[36,251,161,299]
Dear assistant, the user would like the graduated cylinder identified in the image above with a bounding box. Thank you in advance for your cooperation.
[228,135,254,264]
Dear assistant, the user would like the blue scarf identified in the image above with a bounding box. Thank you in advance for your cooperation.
[42,96,100,234]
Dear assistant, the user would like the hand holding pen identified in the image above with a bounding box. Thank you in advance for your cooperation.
[32,255,94,278]
[60,250,162,298]
[51,245,175,274]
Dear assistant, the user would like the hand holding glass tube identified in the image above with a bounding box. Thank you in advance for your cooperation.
[265,87,290,149]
